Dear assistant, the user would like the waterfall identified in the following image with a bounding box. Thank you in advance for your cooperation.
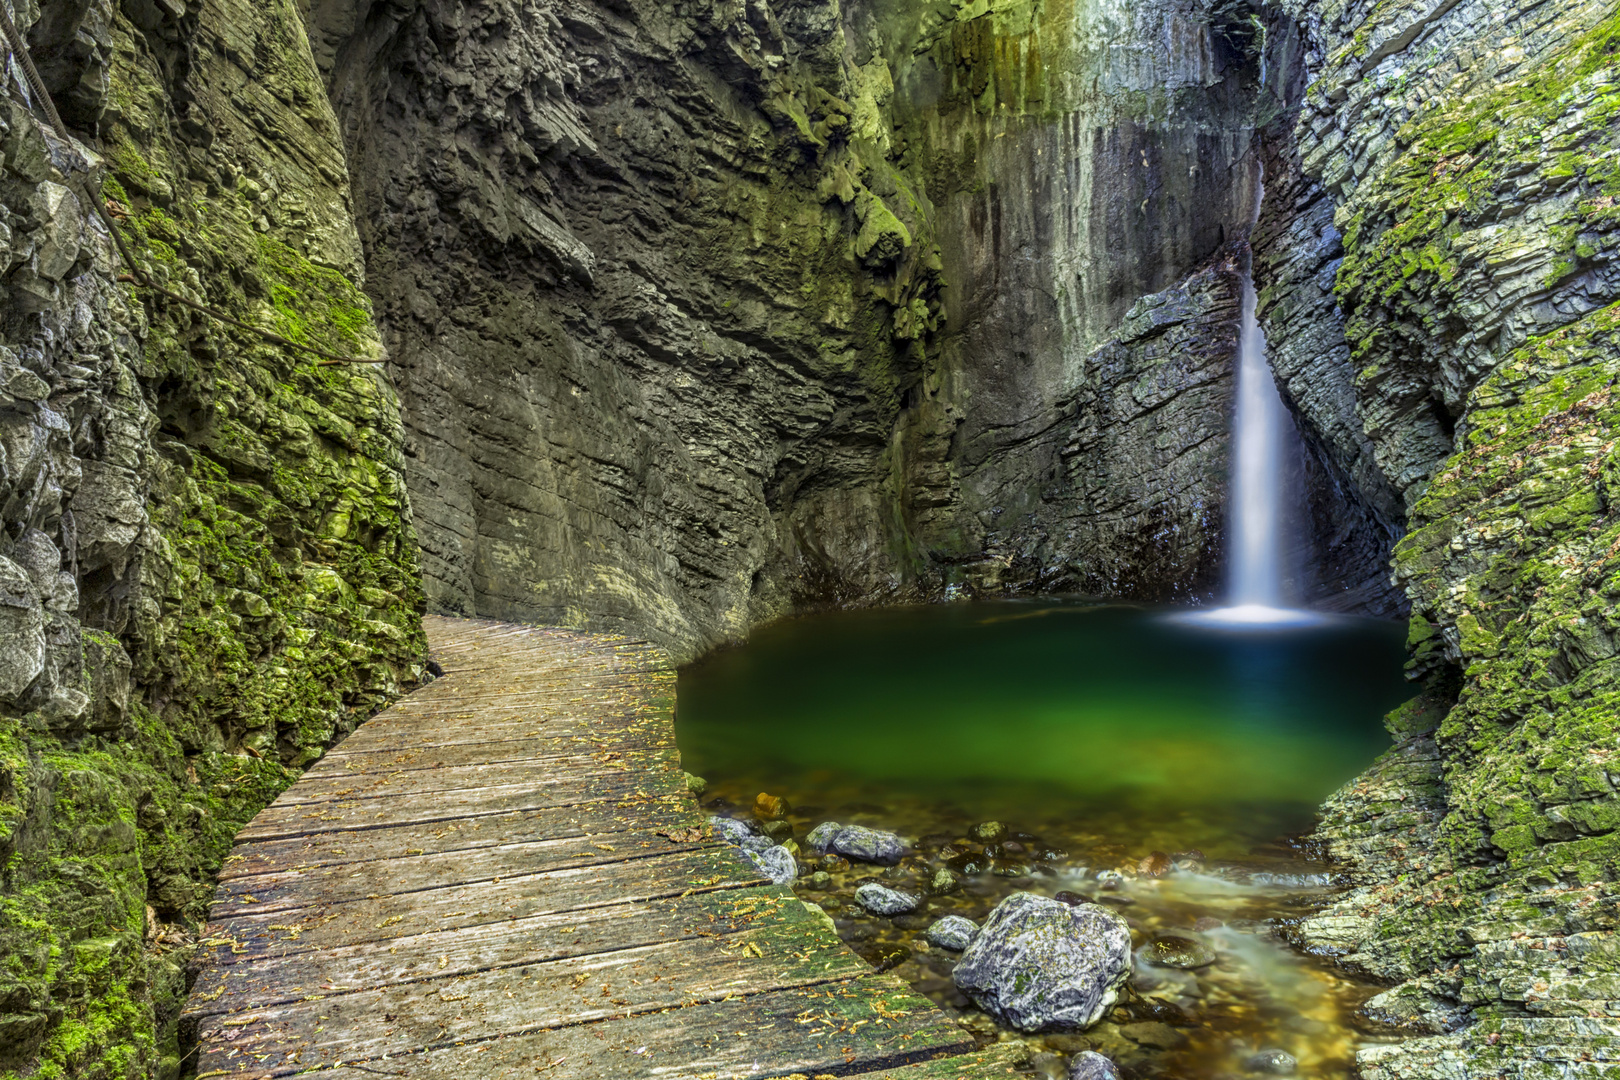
[1177,216,1321,628]
[1226,271,1288,612]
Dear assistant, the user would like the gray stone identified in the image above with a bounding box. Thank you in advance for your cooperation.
[804,821,842,852]
[708,816,755,845]
[952,893,1133,1032]
[855,883,919,916]
[743,844,797,886]
[829,826,906,866]
[0,555,45,701]
[27,182,81,282]
[924,914,978,951]
[1068,1051,1122,1080]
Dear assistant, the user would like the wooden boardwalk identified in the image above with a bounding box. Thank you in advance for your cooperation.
[185,617,1024,1080]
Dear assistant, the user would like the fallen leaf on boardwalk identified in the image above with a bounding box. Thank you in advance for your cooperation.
[656,827,705,843]
[376,916,403,929]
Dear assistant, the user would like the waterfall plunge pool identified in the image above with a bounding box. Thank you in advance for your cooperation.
[676,598,1415,1078]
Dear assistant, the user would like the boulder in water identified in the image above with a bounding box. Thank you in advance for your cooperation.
[855,883,919,915]
[829,825,906,865]
[951,892,1132,1032]
[805,821,843,852]
[925,914,979,951]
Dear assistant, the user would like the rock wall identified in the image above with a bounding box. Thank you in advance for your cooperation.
[308,0,1403,663]
[1256,0,1620,1075]
[0,1,423,1076]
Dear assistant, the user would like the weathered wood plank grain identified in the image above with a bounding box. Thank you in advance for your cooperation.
[186,617,997,1080]
[217,797,703,880]
[244,978,975,1080]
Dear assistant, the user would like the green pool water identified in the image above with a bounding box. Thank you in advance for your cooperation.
[675,600,1418,1076]
[676,599,1413,855]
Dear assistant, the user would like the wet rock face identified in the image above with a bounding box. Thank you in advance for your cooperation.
[305,0,1396,659]
[952,893,1132,1033]
[0,2,423,1075]
[1256,0,1620,1075]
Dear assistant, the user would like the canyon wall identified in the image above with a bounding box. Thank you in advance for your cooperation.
[1254,1,1620,1076]
[0,2,422,1076]
[308,0,1401,662]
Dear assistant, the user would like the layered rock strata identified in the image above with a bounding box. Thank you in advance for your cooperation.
[1259,1,1620,1075]
[310,0,1402,661]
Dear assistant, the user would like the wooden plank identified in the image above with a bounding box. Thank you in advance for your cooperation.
[300,728,678,774]
[201,847,765,955]
[254,977,974,1080]
[194,916,869,1072]
[212,833,719,912]
[218,797,703,881]
[235,770,688,842]
[188,618,993,1080]
[854,1043,1030,1078]
[268,748,680,806]
[188,887,827,1018]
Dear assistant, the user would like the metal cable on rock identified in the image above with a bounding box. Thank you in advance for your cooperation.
[0,7,384,368]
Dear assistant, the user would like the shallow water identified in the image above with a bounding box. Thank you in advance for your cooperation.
[676,599,1416,1076]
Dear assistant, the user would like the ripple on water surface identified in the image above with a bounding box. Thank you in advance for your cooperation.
[676,600,1416,1078]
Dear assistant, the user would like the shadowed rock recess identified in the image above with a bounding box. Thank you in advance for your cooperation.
[2,0,1618,1075]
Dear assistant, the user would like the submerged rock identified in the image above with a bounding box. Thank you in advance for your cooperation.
[925,914,979,951]
[968,820,1008,842]
[762,819,793,840]
[855,883,919,916]
[928,868,962,895]
[1244,1050,1297,1075]
[829,825,906,865]
[753,792,791,820]
[682,772,708,796]
[1068,1051,1123,1080]
[952,893,1132,1032]
[1145,931,1216,969]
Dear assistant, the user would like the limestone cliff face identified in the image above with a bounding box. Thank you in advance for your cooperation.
[1255,1,1620,1075]
[0,2,422,1076]
[304,0,1402,662]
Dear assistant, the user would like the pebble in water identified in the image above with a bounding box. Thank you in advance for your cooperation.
[753,792,791,819]
[929,868,962,895]
[762,818,793,840]
[829,825,907,865]
[856,882,920,915]
[1244,1050,1298,1075]
[805,821,842,851]
[1146,931,1217,969]
[819,853,851,873]
[1068,1051,1123,1080]
[968,820,1008,842]
[925,914,979,951]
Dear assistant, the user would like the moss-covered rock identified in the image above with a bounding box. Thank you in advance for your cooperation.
[0,2,423,1076]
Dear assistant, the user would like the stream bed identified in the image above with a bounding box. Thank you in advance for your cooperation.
[676,599,1416,1078]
